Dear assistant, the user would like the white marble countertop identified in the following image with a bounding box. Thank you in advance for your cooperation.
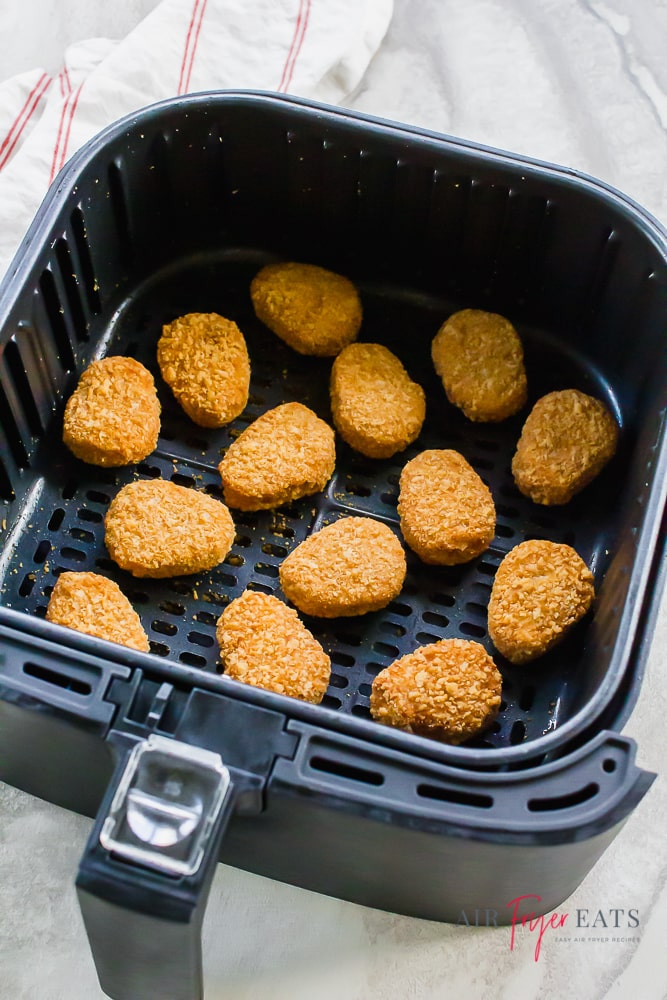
[1,1,666,998]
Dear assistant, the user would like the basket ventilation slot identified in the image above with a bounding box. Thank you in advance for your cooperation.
[309,755,385,787]
[0,373,30,468]
[55,237,88,342]
[23,660,92,696]
[38,268,75,369]
[108,160,133,267]
[70,207,102,314]
[0,454,14,500]
[527,782,599,812]
[4,338,43,435]
[417,783,494,809]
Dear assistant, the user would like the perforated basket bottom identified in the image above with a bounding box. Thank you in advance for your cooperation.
[0,250,621,750]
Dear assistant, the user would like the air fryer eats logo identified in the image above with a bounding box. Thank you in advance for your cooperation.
[458,894,640,961]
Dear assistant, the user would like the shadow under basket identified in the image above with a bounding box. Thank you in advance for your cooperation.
[0,92,665,1000]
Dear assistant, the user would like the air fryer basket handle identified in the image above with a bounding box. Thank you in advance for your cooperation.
[76,734,235,1000]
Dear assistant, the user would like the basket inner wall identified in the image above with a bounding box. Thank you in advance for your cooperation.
[0,97,665,759]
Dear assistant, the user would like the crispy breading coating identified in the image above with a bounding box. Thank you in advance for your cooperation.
[487,539,595,664]
[216,591,331,703]
[105,479,235,578]
[157,312,250,428]
[218,402,335,511]
[250,261,362,356]
[330,342,426,458]
[279,516,406,617]
[46,571,149,651]
[370,638,502,744]
[398,449,496,565]
[62,356,160,466]
[512,389,618,505]
[431,308,527,422]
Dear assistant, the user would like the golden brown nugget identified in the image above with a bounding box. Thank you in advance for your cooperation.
[279,516,406,617]
[157,312,250,428]
[512,389,618,505]
[487,539,595,664]
[330,343,426,459]
[250,261,362,356]
[219,402,335,511]
[431,308,527,422]
[398,450,496,565]
[105,479,235,578]
[46,571,149,652]
[63,357,160,466]
[216,591,331,703]
[370,639,502,744]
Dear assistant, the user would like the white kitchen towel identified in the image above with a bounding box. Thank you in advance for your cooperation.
[0,0,393,281]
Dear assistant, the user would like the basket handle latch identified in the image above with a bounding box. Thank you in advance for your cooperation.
[76,733,234,1000]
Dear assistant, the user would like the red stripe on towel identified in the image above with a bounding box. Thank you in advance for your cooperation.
[49,80,84,184]
[178,0,208,95]
[0,73,52,171]
[278,0,311,93]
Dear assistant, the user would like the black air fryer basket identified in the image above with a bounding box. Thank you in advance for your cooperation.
[0,93,665,1000]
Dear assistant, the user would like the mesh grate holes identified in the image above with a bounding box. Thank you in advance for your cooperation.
[422,610,448,628]
[193,610,217,626]
[372,640,399,657]
[159,600,185,616]
[459,621,486,639]
[510,720,527,744]
[152,620,178,637]
[415,631,440,644]
[180,651,207,667]
[77,507,103,523]
[68,527,94,543]
[48,508,65,531]
[329,674,349,689]
[331,651,355,667]
[19,572,36,597]
[188,632,215,648]
[85,489,110,504]
[34,540,51,562]
[379,620,406,638]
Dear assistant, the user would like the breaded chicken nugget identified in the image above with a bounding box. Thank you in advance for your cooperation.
[330,343,426,459]
[431,308,527,422]
[398,450,496,565]
[157,312,250,428]
[279,516,406,617]
[216,591,331,703]
[219,402,335,511]
[63,357,160,466]
[512,389,618,505]
[487,539,595,664]
[46,571,149,652]
[370,639,502,744]
[105,479,235,577]
[251,261,362,356]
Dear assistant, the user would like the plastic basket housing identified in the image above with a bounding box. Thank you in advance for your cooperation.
[0,94,665,969]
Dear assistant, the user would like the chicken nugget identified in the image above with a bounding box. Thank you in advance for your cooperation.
[250,261,362,356]
[279,516,406,617]
[219,402,335,511]
[46,571,149,652]
[63,357,160,466]
[431,308,527,421]
[217,591,331,703]
[370,639,502,744]
[330,342,426,458]
[105,479,235,577]
[512,389,618,505]
[398,450,496,565]
[157,312,250,428]
[487,539,595,664]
